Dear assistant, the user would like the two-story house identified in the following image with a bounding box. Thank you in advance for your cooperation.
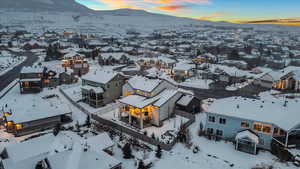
[19,66,43,94]
[203,96,300,154]
[119,76,182,129]
[81,70,125,108]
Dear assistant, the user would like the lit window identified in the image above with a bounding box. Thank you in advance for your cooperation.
[15,124,22,130]
[241,122,250,128]
[253,123,262,132]
[263,126,271,134]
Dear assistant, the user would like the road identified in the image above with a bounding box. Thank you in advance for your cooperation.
[0,52,39,91]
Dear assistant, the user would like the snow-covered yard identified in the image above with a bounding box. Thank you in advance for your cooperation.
[0,56,26,76]
[112,113,299,169]
[226,81,249,91]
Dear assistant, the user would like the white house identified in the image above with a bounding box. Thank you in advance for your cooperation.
[0,131,121,169]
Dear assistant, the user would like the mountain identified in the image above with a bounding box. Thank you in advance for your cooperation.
[0,0,90,12]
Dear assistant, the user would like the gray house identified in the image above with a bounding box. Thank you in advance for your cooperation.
[203,96,300,154]
[81,70,125,108]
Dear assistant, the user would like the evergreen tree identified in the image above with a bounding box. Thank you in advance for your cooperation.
[85,115,91,128]
[53,123,61,136]
[122,143,132,159]
[155,145,162,159]
[137,160,146,169]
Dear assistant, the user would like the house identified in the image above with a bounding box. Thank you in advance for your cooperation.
[62,51,89,76]
[137,56,176,70]
[203,96,300,154]
[176,95,201,114]
[81,70,125,108]
[172,63,195,81]
[19,66,43,94]
[2,93,72,136]
[0,131,121,169]
[99,52,130,65]
[119,76,181,128]
[255,66,300,91]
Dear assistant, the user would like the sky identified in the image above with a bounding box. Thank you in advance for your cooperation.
[76,0,300,26]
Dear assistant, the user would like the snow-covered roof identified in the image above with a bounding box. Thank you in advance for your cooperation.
[101,52,128,60]
[235,130,259,144]
[82,70,119,85]
[204,96,300,131]
[177,95,195,106]
[119,89,180,108]
[173,63,195,71]
[86,133,114,151]
[4,93,71,124]
[20,66,43,74]
[128,76,162,92]
[81,85,104,93]
[119,95,159,108]
[2,131,120,169]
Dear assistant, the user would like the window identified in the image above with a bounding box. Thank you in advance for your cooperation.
[262,126,271,134]
[208,116,215,123]
[279,129,286,136]
[273,128,279,135]
[253,123,262,132]
[107,84,110,88]
[219,118,226,124]
[207,128,214,134]
[241,122,250,128]
[216,130,223,136]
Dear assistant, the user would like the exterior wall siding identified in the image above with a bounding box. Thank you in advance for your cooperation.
[204,112,274,150]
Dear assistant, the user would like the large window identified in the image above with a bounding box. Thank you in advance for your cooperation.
[263,126,271,133]
[208,116,215,123]
[219,118,226,125]
[253,122,272,134]
[241,122,250,128]
[207,128,214,134]
[216,130,223,136]
[253,123,262,132]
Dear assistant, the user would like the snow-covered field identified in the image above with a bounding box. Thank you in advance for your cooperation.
[0,56,26,76]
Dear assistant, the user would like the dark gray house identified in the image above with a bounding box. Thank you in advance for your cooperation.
[81,70,125,108]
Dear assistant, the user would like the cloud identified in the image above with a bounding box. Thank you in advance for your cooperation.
[198,12,230,21]
[154,5,187,11]
[239,18,300,26]
[94,0,210,10]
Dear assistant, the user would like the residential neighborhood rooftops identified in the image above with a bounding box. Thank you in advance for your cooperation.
[1,131,120,169]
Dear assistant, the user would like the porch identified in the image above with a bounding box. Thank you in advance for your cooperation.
[119,104,157,129]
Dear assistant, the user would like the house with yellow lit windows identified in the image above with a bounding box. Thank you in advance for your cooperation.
[119,76,182,129]
[19,66,43,94]
[2,92,72,136]
[256,66,300,92]
[203,96,300,154]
